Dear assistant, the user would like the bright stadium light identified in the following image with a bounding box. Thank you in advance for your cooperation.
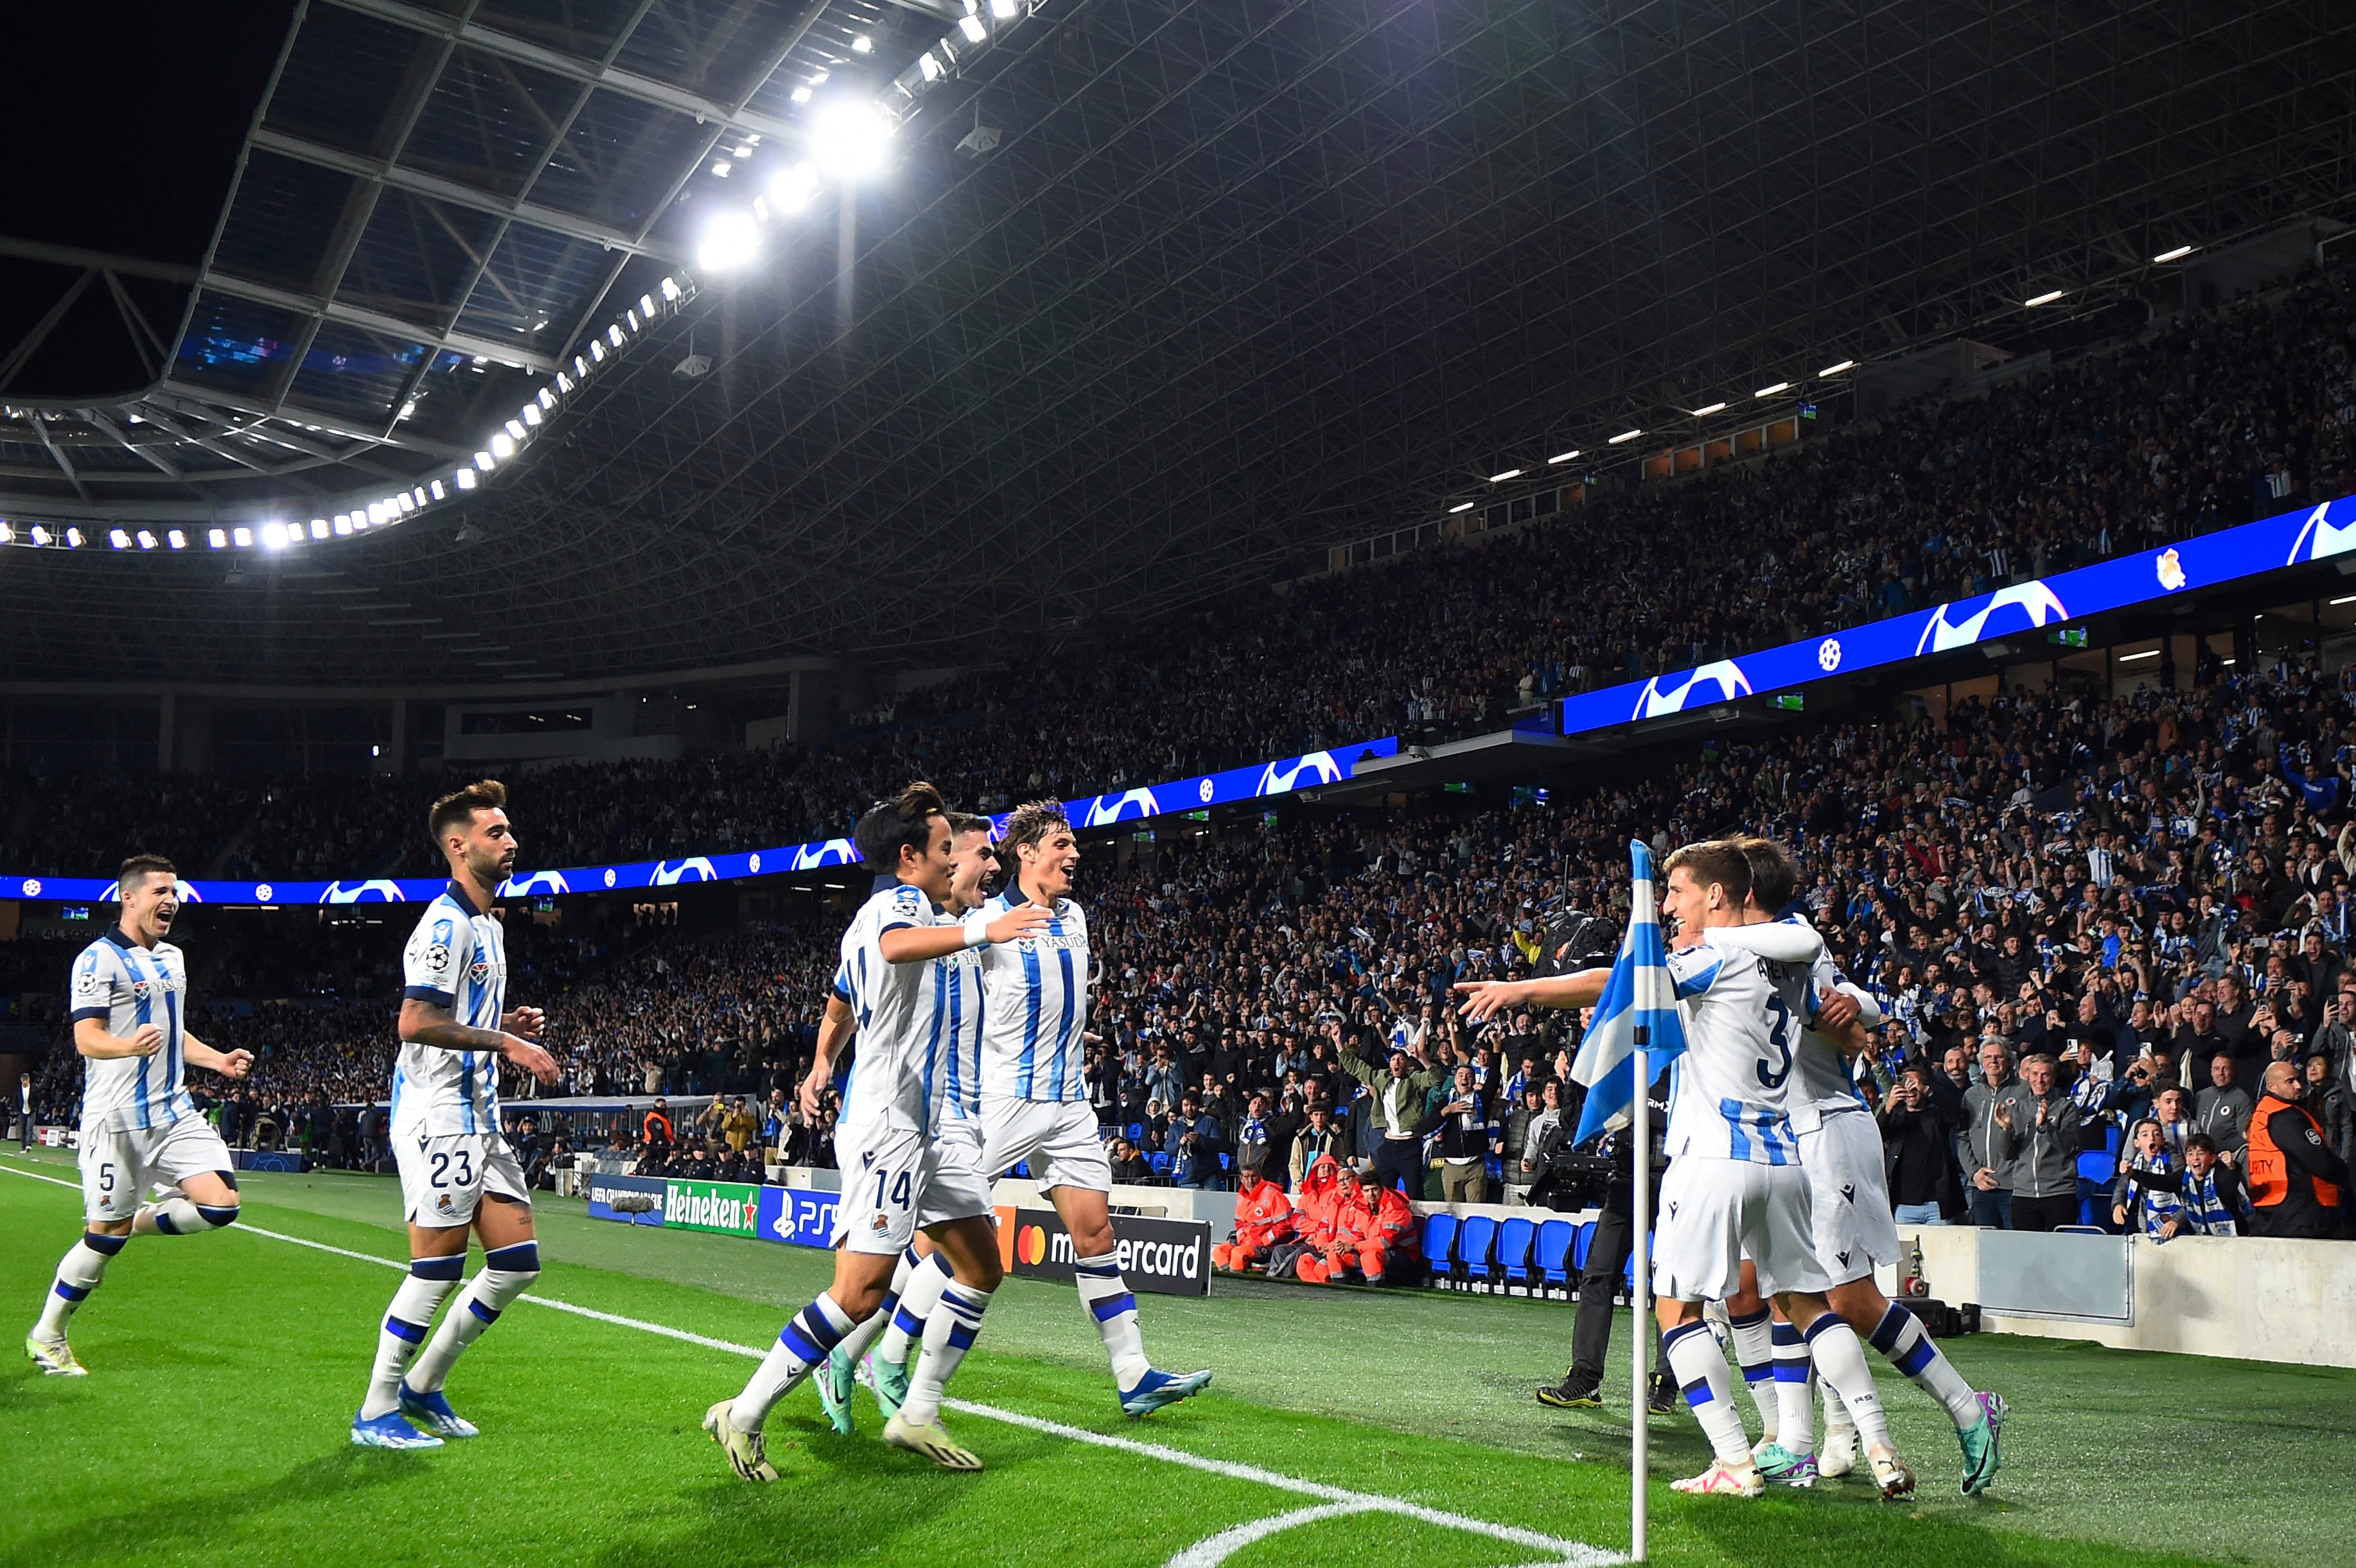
[30,525,50,546]
[308,519,330,540]
[1448,501,1475,513]
[1488,468,1522,482]
[992,0,1019,15]
[261,522,287,549]
[2025,289,2064,306]
[918,51,944,81]
[1547,449,1580,464]
[1818,360,1856,376]
[1754,382,1790,398]
[109,529,130,549]
[0,522,11,543]
[696,209,762,272]
[2152,244,2195,263]
[207,528,227,549]
[232,526,252,547]
[958,12,988,42]
[770,161,820,211]
[1608,429,1642,444]
[812,100,893,180]
[851,32,873,51]
[1691,401,1727,417]
[137,530,158,549]
[166,529,185,549]
[64,527,83,547]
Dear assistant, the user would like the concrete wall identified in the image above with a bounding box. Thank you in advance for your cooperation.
[1896,1224,2356,1369]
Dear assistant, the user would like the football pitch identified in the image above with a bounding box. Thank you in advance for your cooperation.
[3,1151,2342,1568]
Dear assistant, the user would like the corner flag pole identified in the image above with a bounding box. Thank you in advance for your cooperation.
[1629,1028,1649,1564]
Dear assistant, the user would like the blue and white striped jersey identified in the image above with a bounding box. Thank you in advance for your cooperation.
[1661,933,1800,1166]
[976,893,1091,1104]
[829,925,986,1131]
[833,880,974,1136]
[394,880,507,1138]
[68,928,193,1134]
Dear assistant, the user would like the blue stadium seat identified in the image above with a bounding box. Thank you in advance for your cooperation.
[2077,1148,2116,1185]
[1421,1213,1459,1286]
[1459,1215,1498,1287]
[1497,1217,1536,1287]
[2105,1123,2122,1156]
[1148,1152,1171,1176]
[1218,1150,1232,1171]
[1535,1219,1575,1287]
[1014,1159,1032,1179]
[1127,1123,1144,1143]
[1572,1219,1597,1272]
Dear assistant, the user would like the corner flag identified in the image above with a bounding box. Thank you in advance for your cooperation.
[1569,840,1689,1146]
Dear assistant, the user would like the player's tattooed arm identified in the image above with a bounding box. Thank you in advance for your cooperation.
[399,998,561,1083]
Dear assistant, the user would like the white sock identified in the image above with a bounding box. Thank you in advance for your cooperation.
[408,1242,539,1394]
[35,1231,124,1341]
[1772,1319,1814,1454]
[1664,1319,1754,1467]
[898,1281,991,1427]
[1804,1314,1890,1455]
[1728,1308,1777,1440]
[133,1195,240,1235]
[1824,1374,1855,1438]
[1868,1302,1983,1429]
[878,1252,951,1364]
[362,1258,464,1418]
[1074,1251,1150,1389]
[731,1292,856,1432]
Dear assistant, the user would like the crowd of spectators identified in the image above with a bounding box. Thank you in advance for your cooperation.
[6,263,2355,887]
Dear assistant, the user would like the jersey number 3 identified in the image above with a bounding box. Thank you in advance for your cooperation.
[1757,996,1795,1089]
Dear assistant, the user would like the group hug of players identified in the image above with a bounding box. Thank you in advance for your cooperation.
[27,781,1998,1497]
[25,779,1208,1474]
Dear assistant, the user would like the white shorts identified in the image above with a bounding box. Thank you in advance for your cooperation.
[80,1116,234,1225]
[980,1094,1112,1195]
[395,1129,530,1229]
[1653,1155,1831,1301]
[1795,1111,1902,1283]
[832,1117,995,1256]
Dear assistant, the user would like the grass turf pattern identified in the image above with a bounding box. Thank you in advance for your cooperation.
[1,1148,2336,1568]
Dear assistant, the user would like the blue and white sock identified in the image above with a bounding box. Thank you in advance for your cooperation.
[877,1251,951,1364]
[732,1292,856,1432]
[1771,1319,1815,1454]
[1804,1313,1890,1454]
[134,1195,240,1235]
[408,1242,540,1395]
[1664,1319,1754,1467]
[1728,1308,1777,1439]
[836,1247,918,1368]
[898,1281,992,1427]
[1074,1251,1150,1389]
[34,1231,126,1341]
[361,1255,464,1418]
[1868,1302,1981,1429]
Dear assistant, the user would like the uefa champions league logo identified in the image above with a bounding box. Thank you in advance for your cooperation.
[2285,500,2356,565]
[1817,639,1842,671]
[495,872,567,899]
[651,858,717,886]
[1255,750,1348,797]
[320,879,407,903]
[790,838,857,871]
[1912,580,2069,655]
[1630,660,1755,720]
[1082,788,1162,826]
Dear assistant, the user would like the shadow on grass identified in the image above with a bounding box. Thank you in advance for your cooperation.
[1,1450,412,1568]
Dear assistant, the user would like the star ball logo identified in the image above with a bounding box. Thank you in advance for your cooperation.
[1016,1224,1051,1265]
[1817,638,1842,671]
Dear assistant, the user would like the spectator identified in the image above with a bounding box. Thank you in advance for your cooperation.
[722,1095,759,1155]
[1265,1155,1345,1280]
[2177,1133,2247,1236]
[2112,1119,2185,1240]
[1290,1106,1348,1187]
[1998,1052,2082,1233]
[1107,1138,1151,1183]
[1504,1080,1566,1204]
[2246,1060,2348,1238]
[1210,1159,1296,1272]
[1427,1064,1492,1204]
[1881,1063,1958,1224]
[1336,1044,1443,1196]
[1958,1042,2019,1228]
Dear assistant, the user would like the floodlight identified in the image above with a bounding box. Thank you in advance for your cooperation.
[812,101,892,180]
[1547,450,1579,464]
[1754,382,1790,397]
[1608,429,1642,444]
[261,522,286,548]
[2025,289,2064,306]
[333,516,353,536]
[209,528,227,548]
[30,526,50,546]
[455,468,477,490]
[1691,402,1727,416]
[769,161,820,211]
[308,520,329,540]
[696,209,762,272]
[1487,468,1522,482]
[960,13,987,41]
[1448,501,1475,514]
[992,0,1019,17]
[166,530,185,550]
[109,529,130,549]
[1818,360,1856,376]
[64,527,82,547]
[851,33,873,51]
[232,526,252,547]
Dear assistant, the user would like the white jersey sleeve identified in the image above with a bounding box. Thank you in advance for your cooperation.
[1662,933,1801,1166]
[391,883,507,1138]
[70,931,194,1134]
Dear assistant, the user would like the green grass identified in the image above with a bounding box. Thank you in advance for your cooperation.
[1,1146,2338,1568]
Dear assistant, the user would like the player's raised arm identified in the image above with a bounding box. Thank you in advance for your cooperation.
[877,899,1050,962]
[398,996,558,1084]
[1455,969,1609,1023]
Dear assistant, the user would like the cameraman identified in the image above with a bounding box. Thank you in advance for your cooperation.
[1534,1063,1673,1413]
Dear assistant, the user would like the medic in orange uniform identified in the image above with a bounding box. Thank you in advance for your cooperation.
[1210,1159,1295,1272]
[1297,1167,1418,1285]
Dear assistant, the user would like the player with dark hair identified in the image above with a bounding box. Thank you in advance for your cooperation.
[350,781,561,1449]
[27,856,253,1375]
[972,800,1211,1416]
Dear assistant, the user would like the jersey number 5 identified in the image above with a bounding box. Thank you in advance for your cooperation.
[1757,996,1795,1090]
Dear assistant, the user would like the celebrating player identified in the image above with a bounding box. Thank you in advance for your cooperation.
[26,856,253,1376]
[706,786,1047,1480]
[349,780,561,1450]
[1710,836,2005,1495]
[969,800,1211,1415]
[1457,841,1904,1499]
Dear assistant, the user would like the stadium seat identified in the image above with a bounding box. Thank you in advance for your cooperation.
[2078,1148,2116,1186]
[1535,1219,1574,1289]
[1127,1123,1144,1143]
[1572,1219,1597,1272]
[1148,1152,1171,1177]
[1421,1213,1459,1287]
[1497,1216,1535,1289]
[1458,1215,1498,1290]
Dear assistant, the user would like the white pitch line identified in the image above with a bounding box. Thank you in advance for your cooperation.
[1,1161,1622,1566]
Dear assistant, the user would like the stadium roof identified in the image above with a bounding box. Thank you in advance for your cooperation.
[3,0,2353,687]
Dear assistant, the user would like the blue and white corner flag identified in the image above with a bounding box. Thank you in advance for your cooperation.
[1570,839,1691,1147]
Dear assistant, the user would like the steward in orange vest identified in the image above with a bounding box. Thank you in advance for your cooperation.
[2245,1062,2346,1240]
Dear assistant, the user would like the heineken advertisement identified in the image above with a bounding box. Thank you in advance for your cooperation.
[662,1179,760,1236]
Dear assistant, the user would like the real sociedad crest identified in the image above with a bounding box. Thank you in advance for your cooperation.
[1256,750,1348,797]
[498,871,570,899]
[652,858,717,885]
[1630,660,1755,720]
[1912,579,2069,655]
[2285,500,2356,565]
[320,879,407,904]
[790,838,857,871]
[1082,788,1161,826]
